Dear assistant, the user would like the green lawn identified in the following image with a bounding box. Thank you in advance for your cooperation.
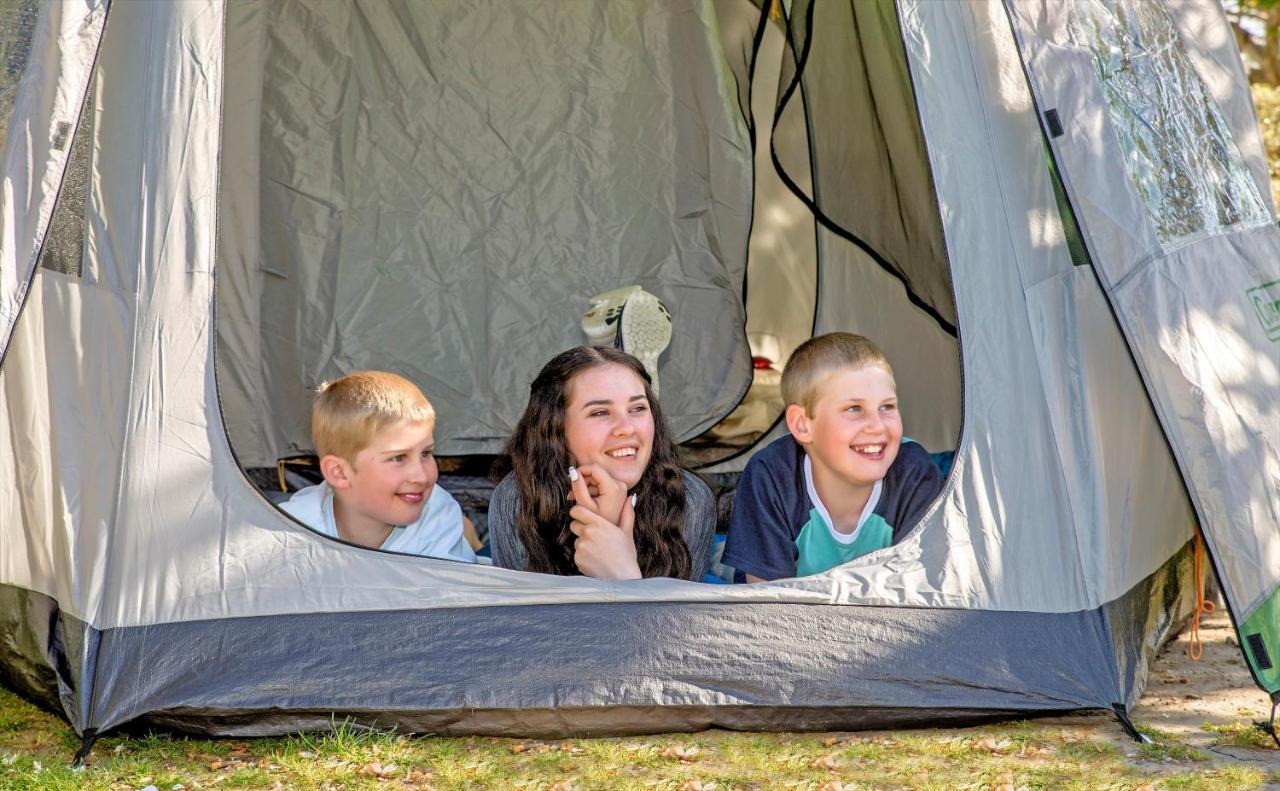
[0,687,1275,791]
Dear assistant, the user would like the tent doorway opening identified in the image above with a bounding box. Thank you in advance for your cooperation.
[213,0,962,548]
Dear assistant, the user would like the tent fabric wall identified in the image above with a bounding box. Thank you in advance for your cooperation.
[71,547,1192,737]
[772,0,954,332]
[216,0,757,466]
[0,0,1268,739]
[4,0,1202,628]
[1002,0,1280,692]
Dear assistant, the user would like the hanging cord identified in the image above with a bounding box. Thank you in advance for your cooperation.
[1188,529,1216,661]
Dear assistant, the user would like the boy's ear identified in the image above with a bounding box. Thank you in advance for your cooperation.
[319,454,353,489]
[785,403,813,444]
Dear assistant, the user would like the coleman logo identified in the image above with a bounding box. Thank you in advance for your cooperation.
[1248,279,1280,341]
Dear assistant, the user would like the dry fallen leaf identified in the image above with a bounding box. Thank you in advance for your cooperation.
[355,761,395,779]
[974,737,1013,754]
[818,782,853,791]
[810,753,841,770]
[678,782,717,791]
[548,780,574,791]
[658,744,701,762]
[512,741,552,755]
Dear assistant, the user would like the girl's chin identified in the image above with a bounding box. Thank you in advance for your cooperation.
[600,461,645,489]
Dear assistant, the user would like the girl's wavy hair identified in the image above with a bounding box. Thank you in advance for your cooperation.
[504,346,690,579]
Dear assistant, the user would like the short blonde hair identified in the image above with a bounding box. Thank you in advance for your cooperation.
[312,371,435,462]
[781,333,894,415]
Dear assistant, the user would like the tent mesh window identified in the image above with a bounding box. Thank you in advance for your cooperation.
[1067,0,1270,248]
[0,0,39,156]
[37,78,94,279]
[0,0,40,285]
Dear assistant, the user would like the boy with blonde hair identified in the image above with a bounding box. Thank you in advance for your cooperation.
[724,333,942,581]
[280,371,476,562]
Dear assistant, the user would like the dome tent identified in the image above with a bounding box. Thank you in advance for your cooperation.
[1,0,1278,749]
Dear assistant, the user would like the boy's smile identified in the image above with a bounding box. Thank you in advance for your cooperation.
[328,418,438,544]
[787,365,902,526]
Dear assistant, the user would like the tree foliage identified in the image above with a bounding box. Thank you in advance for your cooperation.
[1228,0,1280,85]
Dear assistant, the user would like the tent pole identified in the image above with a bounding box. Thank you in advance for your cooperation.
[1256,694,1280,749]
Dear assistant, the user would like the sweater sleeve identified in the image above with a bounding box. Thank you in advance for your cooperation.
[487,474,531,572]
[679,471,717,582]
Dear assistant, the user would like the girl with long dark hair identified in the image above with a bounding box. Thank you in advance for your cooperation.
[489,346,715,580]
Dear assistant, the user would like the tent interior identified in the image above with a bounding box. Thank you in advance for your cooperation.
[212,0,963,542]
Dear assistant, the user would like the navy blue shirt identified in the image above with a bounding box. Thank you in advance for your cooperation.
[723,434,943,581]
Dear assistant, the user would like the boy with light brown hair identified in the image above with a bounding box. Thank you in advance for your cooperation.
[723,333,942,581]
[280,371,476,561]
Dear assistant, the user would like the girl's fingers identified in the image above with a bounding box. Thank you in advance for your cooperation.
[568,504,606,527]
[619,496,636,539]
[575,464,626,524]
[568,465,597,511]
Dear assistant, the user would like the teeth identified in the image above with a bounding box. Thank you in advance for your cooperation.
[607,448,637,458]
[856,445,883,454]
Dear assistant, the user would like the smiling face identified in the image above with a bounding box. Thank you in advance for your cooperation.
[562,363,655,488]
[326,418,438,539]
[787,364,902,495]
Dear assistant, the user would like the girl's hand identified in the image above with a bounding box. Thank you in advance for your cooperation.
[568,464,628,526]
[568,498,641,580]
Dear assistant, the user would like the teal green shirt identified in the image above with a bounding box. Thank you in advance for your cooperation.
[794,457,893,577]
[724,435,945,581]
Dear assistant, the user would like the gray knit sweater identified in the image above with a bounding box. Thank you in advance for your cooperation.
[488,470,716,582]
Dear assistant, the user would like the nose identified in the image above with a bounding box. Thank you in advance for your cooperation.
[612,413,638,436]
[409,457,434,484]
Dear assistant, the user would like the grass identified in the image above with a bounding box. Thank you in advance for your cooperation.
[1,687,1275,791]
[1201,720,1279,751]
[1134,726,1211,763]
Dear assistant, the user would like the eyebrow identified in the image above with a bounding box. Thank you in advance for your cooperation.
[582,395,647,408]
[382,445,433,455]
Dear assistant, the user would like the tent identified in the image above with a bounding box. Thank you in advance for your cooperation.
[2,0,1278,745]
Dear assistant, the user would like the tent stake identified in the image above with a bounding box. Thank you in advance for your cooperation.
[72,729,99,766]
[1111,704,1151,743]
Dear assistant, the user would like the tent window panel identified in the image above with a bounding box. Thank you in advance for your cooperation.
[0,0,39,287]
[0,0,39,156]
[38,80,93,278]
[1067,0,1270,249]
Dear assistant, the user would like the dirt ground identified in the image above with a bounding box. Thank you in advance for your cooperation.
[1042,605,1280,780]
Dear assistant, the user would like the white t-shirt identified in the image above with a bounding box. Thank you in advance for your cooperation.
[280,481,477,563]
